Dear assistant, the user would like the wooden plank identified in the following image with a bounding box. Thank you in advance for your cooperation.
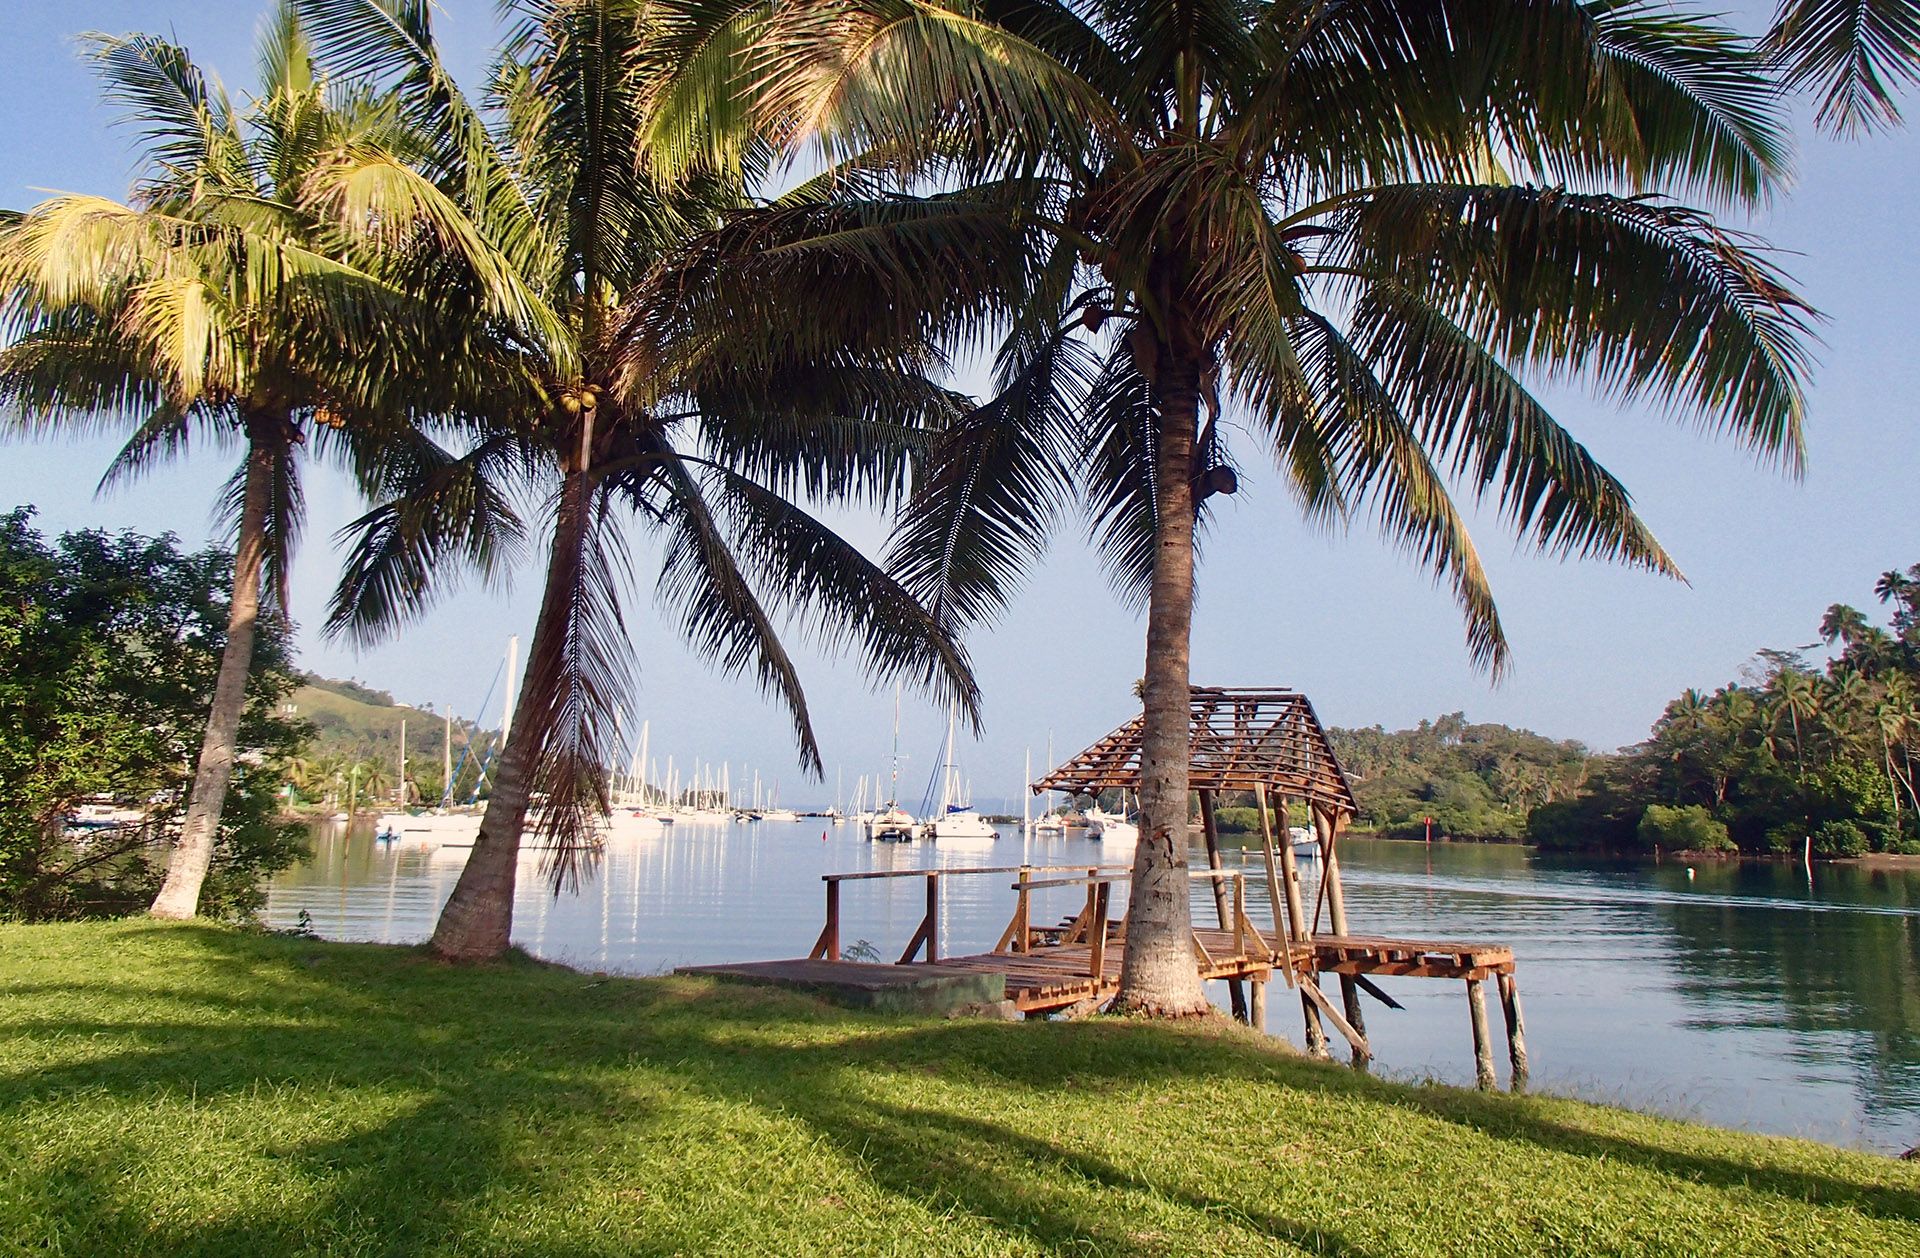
[1298,976,1371,1058]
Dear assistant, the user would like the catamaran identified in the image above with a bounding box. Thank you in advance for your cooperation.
[863,684,917,841]
[920,700,995,843]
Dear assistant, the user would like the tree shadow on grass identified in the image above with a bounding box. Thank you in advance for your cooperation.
[664,1013,1920,1233]
[3,924,1916,1255]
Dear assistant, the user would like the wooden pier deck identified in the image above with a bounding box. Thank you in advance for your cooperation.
[914,928,1514,1015]
[679,859,1528,1090]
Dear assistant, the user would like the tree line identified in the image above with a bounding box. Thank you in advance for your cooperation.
[284,676,498,812]
[1532,565,1920,858]
[3,0,1914,1015]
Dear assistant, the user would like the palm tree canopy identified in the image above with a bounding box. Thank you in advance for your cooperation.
[0,9,474,607]
[739,0,1817,674]
[293,0,992,876]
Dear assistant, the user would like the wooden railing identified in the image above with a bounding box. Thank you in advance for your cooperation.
[809,862,1277,986]
[807,863,1130,963]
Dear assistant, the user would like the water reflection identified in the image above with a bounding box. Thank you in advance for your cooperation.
[266,822,1920,1153]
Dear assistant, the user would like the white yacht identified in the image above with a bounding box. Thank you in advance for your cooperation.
[1086,803,1138,846]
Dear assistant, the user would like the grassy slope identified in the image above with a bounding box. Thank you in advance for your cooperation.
[2,923,1915,1257]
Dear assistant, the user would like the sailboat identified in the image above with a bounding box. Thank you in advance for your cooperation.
[376,636,518,840]
[921,701,996,844]
[1086,791,1138,847]
[864,684,917,842]
[1032,732,1066,835]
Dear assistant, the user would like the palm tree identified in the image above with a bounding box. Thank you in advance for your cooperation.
[296,0,986,961]
[1766,668,1822,777]
[756,2,1817,1014]
[1874,679,1920,815]
[0,9,445,919]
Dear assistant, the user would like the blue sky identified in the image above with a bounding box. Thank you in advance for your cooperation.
[4,2,1917,809]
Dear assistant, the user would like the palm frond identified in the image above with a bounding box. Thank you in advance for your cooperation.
[756,0,1112,175]
[1080,333,1160,612]
[1351,283,1679,576]
[81,31,250,197]
[704,463,980,726]
[325,434,534,645]
[1277,313,1508,675]
[1330,183,1817,471]
[1768,0,1920,134]
[642,450,824,774]
[885,318,1095,625]
[521,483,633,892]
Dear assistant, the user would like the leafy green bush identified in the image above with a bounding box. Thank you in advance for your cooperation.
[1637,804,1733,854]
[0,509,309,921]
[1810,819,1870,858]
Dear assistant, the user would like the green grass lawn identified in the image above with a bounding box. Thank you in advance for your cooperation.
[2,921,1915,1256]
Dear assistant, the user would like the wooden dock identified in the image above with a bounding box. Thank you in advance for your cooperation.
[684,688,1529,1090]
[681,860,1528,1090]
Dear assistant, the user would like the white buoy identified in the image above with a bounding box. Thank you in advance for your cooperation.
[1685,867,1696,881]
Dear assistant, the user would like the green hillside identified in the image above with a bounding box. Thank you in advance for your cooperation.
[286,676,498,808]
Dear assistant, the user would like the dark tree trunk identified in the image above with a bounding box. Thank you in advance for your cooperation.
[429,467,593,962]
[1113,352,1209,1017]
[151,423,279,920]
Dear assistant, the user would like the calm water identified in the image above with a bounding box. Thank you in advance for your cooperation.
[264,820,1920,1154]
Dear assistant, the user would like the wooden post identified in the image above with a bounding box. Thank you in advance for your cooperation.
[810,879,841,961]
[1249,978,1267,1033]
[1498,972,1530,1091]
[993,865,1033,955]
[1088,878,1111,981]
[1232,874,1248,959]
[1317,808,1369,1069]
[1253,788,1285,938]
[1467,978,1496,1090]
[925,873,940,964]
[1199,791,1248,1022]
[1014,864,1030,953]
[1273,790,1326,1057]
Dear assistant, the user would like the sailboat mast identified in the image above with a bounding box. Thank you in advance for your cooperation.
[889,682,901,806]
[443,711,452,806]
[398,718,407,805]
[941,701,957,812]
[501,635,519,738]
[633,720,649,804]
[1023,747,1031,835]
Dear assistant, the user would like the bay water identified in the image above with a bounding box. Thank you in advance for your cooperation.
[264,820,1920,1155]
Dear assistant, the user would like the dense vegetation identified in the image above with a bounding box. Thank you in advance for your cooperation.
[1532,566,1920,857]
[0,510,305,920]
[2,920,1913,1256]
[286,676,498,811]
[1330,716,1594,840]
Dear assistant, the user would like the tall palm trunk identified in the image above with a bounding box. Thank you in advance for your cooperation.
[430,466,593,962]
[1114,353,1209,1016]
[150,421,279,920]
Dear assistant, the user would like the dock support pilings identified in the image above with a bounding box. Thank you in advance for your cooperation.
[1499,973,1530,1091]
[1198,790,1248,1023]
[1268,790,1328,1058]
[1315,807,1370,1070]
[1467,977,1496,1090]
